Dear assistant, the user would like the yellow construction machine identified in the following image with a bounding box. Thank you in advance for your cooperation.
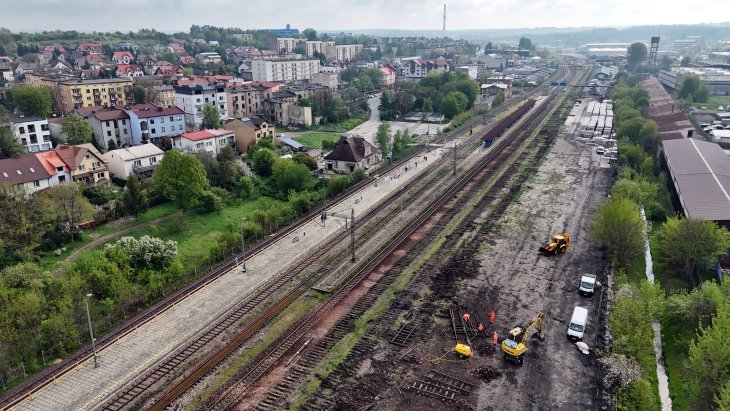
[539,231,569,255]
[501,312,545,365]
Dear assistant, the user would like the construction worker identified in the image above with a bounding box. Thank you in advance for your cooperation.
[478,324,484,332]
[490,310,495,324]
[462,313,471,323]
[493,331,498,345]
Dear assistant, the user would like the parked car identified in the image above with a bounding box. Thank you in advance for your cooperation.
[579,273,598,297]
[595,147,606,155]
[567,306,589,341]
[719,106,725,111]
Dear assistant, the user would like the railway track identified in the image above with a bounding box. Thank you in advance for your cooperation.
[0,70,566,411]
[196,68,577,410]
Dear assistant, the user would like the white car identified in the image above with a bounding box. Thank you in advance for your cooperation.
[595,147,605,155]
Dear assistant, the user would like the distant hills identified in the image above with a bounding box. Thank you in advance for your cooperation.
[341,23,730,46]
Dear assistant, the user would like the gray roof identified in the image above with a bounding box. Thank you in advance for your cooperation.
[663,138,730,221]
[278,136,303,150]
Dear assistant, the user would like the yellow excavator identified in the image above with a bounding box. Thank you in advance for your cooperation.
[501,312,545,365]
[539,231,569,255]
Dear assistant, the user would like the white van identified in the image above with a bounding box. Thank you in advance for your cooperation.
[567,306,588,341]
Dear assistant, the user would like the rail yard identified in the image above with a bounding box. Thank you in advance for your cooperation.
[0,65,611,411]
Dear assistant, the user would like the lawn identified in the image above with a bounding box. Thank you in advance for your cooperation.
[110,197,286,271]
[293,133,340,149]
[705,95,730,109]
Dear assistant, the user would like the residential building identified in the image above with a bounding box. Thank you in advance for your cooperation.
[198,52,222,64]
[174,84,229,130]
[264,99,312,126]
[53,144,110,187]
[0,154,56,195]
[115,64,145,78]
[104,143,164,179]
[227,86,264,118]
[11,114,52,153]
[480,82,511,98]
[76,43,103,54]
[311,72,339,92]
[57,78,133,115]
[455,65,479,80]
[0,62,14,82]
[173,129,235,154]
[154,65,184,80]
[250,59,320,82]
[305,41,335,57]
[477,53,506,71]
[179,55,196,65]
[116,42,139,53]
[379,65,397,87]
[223,116,275,153]
[126,103,187,146]
[150,85,176,108]
[35,150,72,186]
[76,107,133,150]
[112,51,134,64]
[400,57,449,78]
[233,33,254,42]
[323,134,381,173]
[269,38,299,53]
[326,44,363,62]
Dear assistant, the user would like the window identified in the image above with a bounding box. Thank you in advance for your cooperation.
[150,119,155,124]
[151,128,156,134]
[28,125,35,132]
[169,116,174,121]
[33,181,40,188]
[56,167,64,172]
[150,157,157,163]
[161,127,166,132]
[107,130,112,137]
[19,126,25,134]
[58,175,66,183]
[124,129,128,134]
[78,164,85,171]
[21,138,27,145]
[85,154,90,159]
[196,143,203,149]
[133,159,142,166]
[160,118,165,123]
[92,161,100,169]
[121,119,126,125]
[97,173,105,179]
[43,135,51,142]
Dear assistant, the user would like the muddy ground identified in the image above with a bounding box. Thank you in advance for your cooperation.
[314,103,615,411]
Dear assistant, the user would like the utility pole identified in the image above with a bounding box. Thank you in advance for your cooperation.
[350,208,355,262]
[84,294,98,368]
[453,141,457,175]
[240,217,247,273]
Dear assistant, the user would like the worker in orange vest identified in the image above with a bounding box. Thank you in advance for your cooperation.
[462,313,470,323]
[493,331,498,344]
[490,310,495,324]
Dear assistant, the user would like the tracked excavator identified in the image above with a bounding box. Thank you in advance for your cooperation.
[539,231,569,255]
[501,312,545,365]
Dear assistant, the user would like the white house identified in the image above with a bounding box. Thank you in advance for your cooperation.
[174,84,229,130]
[11,114,52,153]
[104,143,165,179]
[173,129,235,154]
[198,52,222,64]
[0,151,71,196]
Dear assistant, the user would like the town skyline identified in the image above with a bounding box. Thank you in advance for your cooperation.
[3,0,729,33]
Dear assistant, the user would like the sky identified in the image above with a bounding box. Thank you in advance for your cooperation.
[3,0,729,33]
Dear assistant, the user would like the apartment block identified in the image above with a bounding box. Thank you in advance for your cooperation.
[57,78,133,115]
[250,59,320,82]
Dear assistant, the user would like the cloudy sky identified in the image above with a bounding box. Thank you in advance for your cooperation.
[3,0,728,32]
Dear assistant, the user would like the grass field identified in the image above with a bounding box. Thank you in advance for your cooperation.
[293,133,340,149]
[706,95,730,109]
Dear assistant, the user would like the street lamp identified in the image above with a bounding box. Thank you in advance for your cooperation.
[240,217,247,273]
[84,293,98,368]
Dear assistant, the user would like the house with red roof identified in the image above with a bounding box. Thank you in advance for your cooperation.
[0,152,70,196]
[126,103,187,146]
[400,57,450,79]
[173,129,235,154]
[112,51,134,64]
[167,43,186,54]
[53,144,110,187]
[76,43,103,55]
[379,65,397,87]
[179,55,196,65]
[154,65,184,79]
[115,64,144,78]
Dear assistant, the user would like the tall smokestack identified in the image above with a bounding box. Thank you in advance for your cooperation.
[443,4,446,37]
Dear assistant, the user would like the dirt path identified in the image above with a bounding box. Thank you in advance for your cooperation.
[61,214,175,265]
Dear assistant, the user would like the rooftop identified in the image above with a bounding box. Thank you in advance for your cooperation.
[0,153,52,185]
[127,103,185,118]
[181,129,233,141]
[106,143,164,161]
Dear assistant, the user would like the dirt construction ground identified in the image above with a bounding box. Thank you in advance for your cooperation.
[321,110,616,410]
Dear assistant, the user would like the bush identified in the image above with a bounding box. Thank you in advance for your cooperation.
[195,190,224,213]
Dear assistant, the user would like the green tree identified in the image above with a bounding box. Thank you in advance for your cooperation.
[61,114,93,145]
[716,380,730,410]
[0,109,25,159]
[302,28,318,41]
[687,304,730,409]
[122,174,148,216]
[195,190,224,213]
[293,45,306,55]
[655,217,730,286]
[251,147,275,177]
[215,146,243,190]
[589,196,644,273]
[679,74,709,103]
[272,158,310,193]
[439,91,468,119]
[236,176,257,200]
[494,91,505,107]
[627,42,648,70]
[518,37,534,51]
[375,122,391,154]
[107,139,118,150]
[37,183,94,245]
[355,75,374,93]
[292,152,318,171]
[681,56,692,67]
[133,84,146,103]
[9,85,53,117]
[0,189,48,254]
[182,67,194,77]
[202,103,221,129]
[153,150,209,210]
[365,68,384,88]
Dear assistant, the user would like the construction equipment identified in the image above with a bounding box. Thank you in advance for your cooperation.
[454,343,473,359]
[538,231,569,255]
[501,312,545,365]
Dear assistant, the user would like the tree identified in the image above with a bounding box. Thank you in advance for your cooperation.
[484,41,493,53]
[655,217,730,286]
[681,56,692,67]
[122,174,148,217]
[153,150,209,210]
[9,85,53,117]
[439,91,468,119]
[687,304,730,409]
[251,147,275,176]
[0,189,48,255]
[182,67,194,77]
[0,110,25,159]
[518,37,535,51]
[292,152,318,171]
[37,183,94,245]
[293,45,306,55]
[589,197,644,272]
[355,75,374,93]
[195,190,224,213]
[494,91,505,107]
[202,104,221,129]
[365,68,384,88]
[679,74,709,103]
[104,235,177,272]
[215,146,243,190]
[375,122,391,154]
[302,28,318,41]
[107,139,118,150]
[272,158,310,193]
[627,42,648,70]
[61,114,93,145]
[133,84,146,103]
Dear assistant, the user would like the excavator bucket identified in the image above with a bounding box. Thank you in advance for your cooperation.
[538,244,556,255]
